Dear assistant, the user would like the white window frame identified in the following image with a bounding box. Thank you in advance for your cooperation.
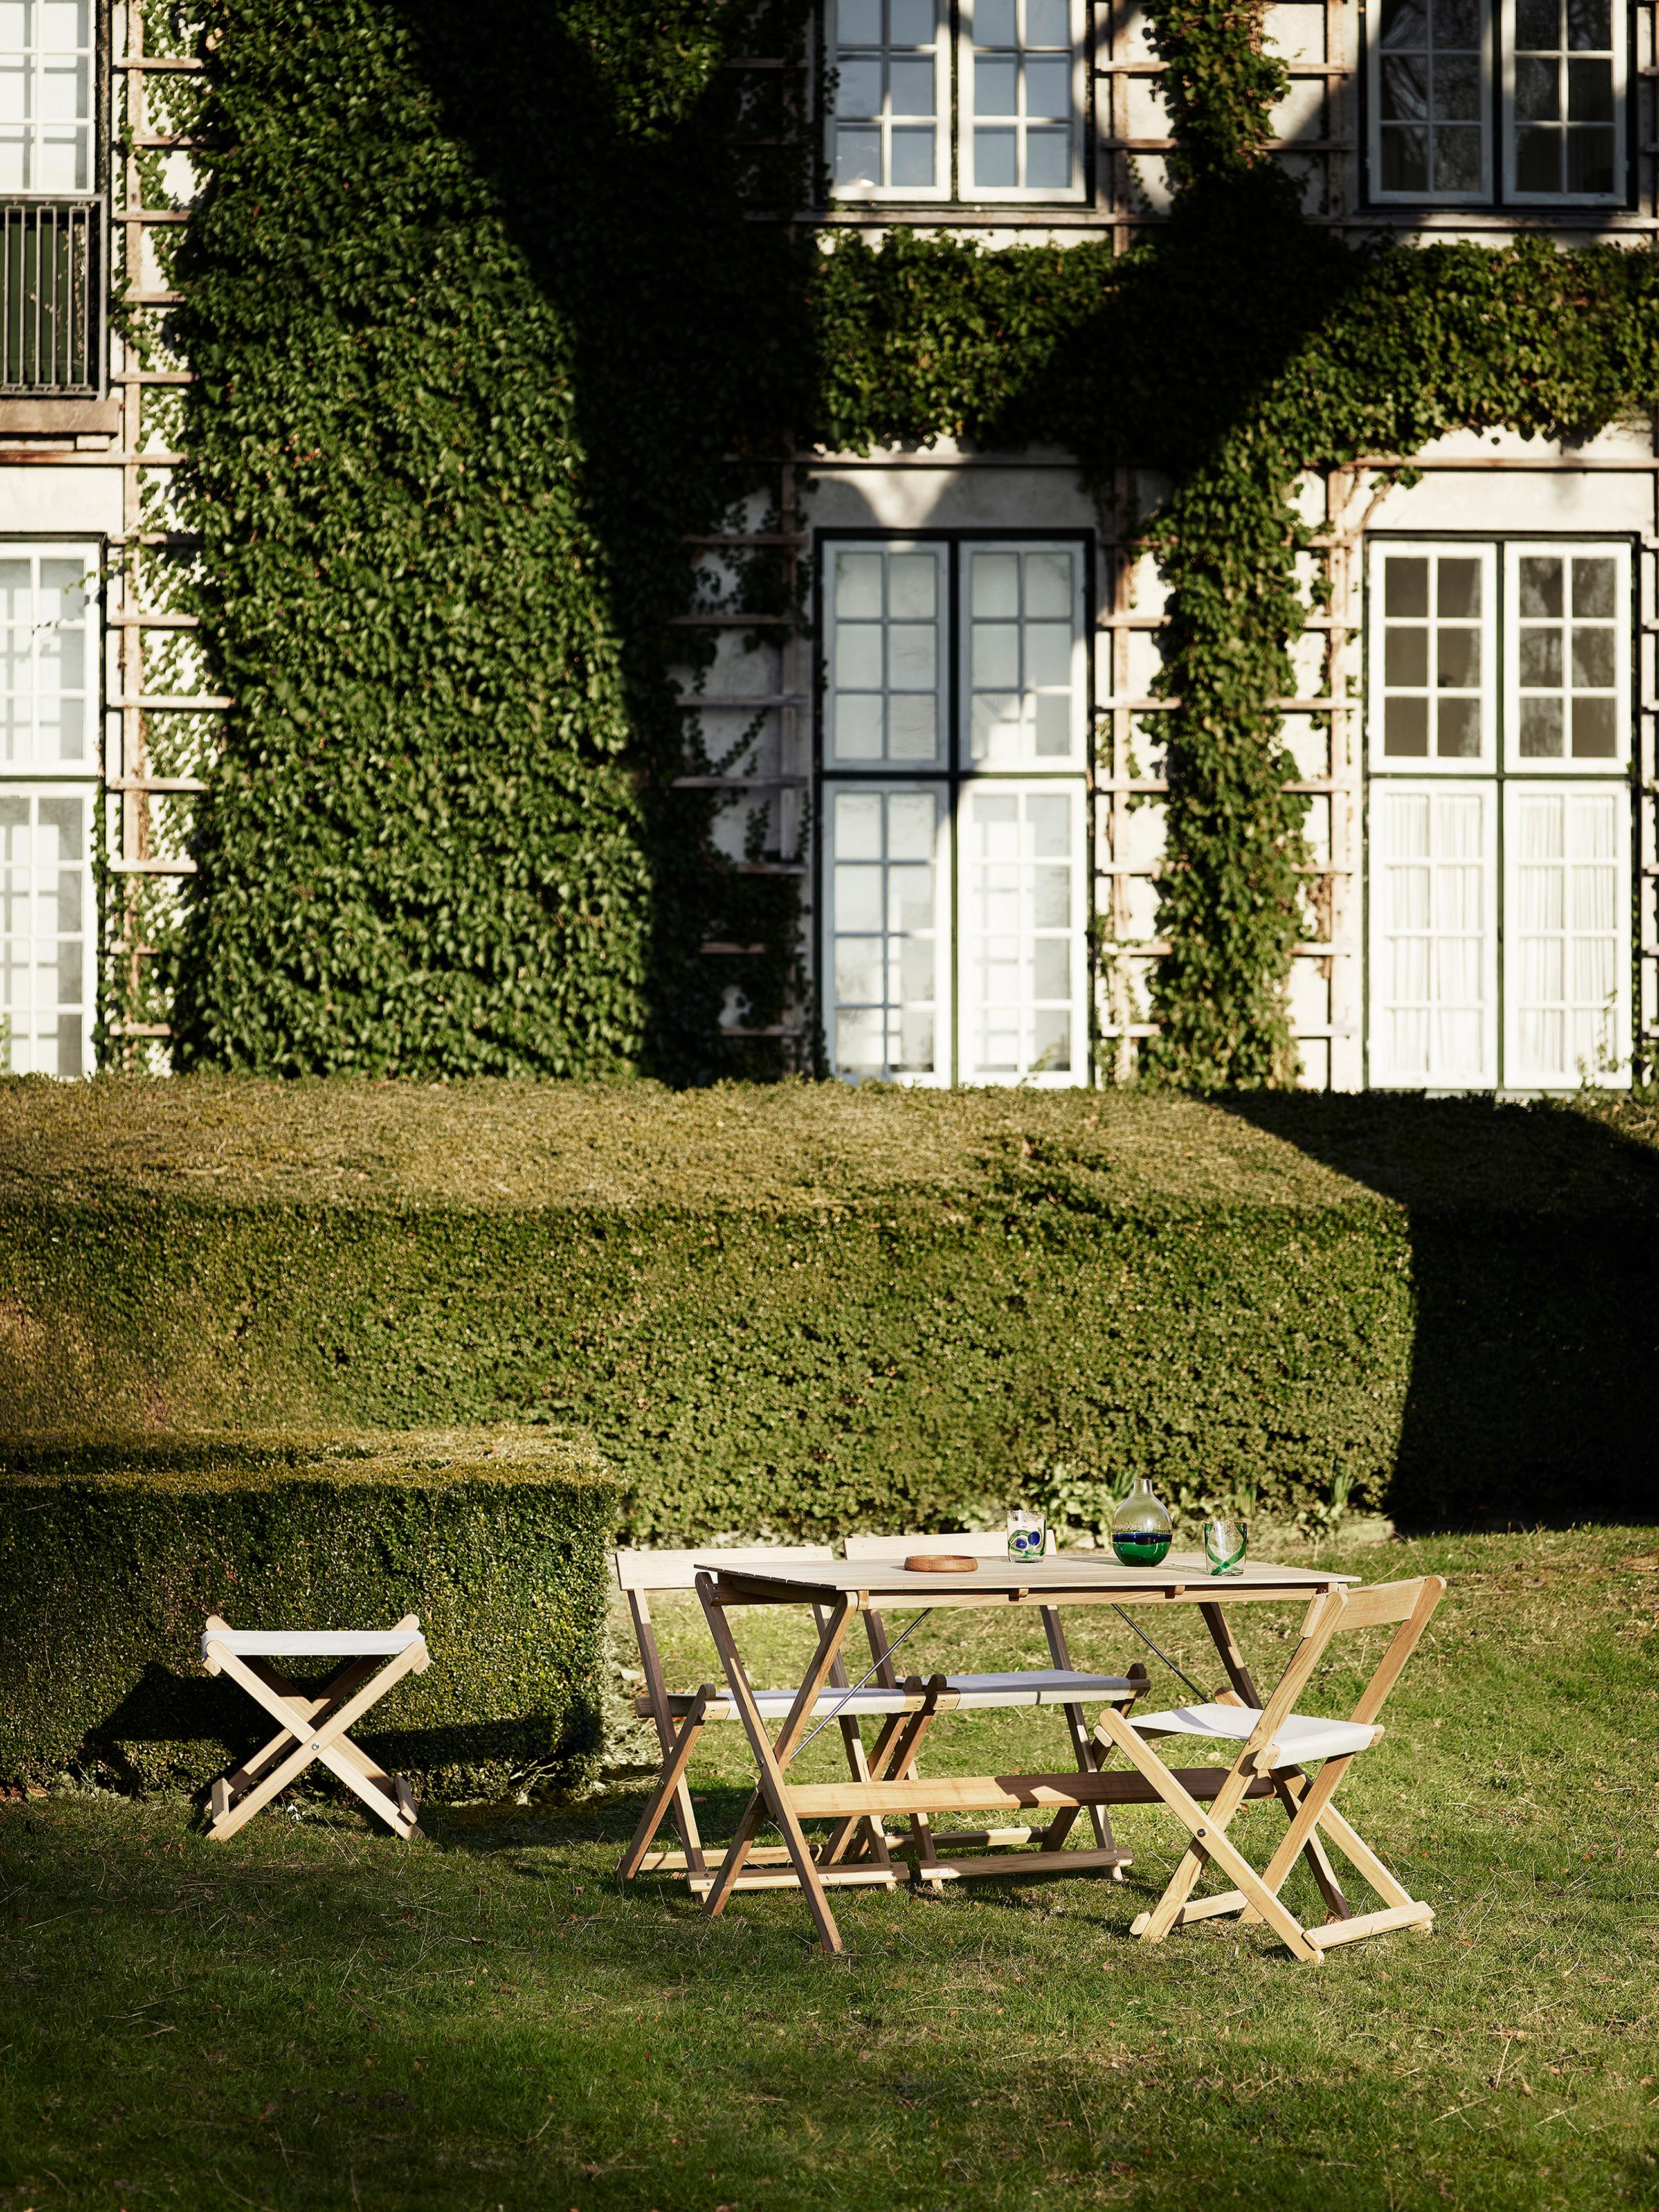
[1368,540,1498,774]
[958,537,1089,771]
[0,537,98,1080]
[0,782,95,1079]
[1501,0,1626,204]
[0,0,95,197]
[825,0,952,203]
[959,0,1088,203]
[1367,777,1500,1089]
[825,539,949,769]
[1502,539,1630,773]
[1501,779,1632,1088]
[1368,0,1495,204]
[956,776,1089,1087]
[822,778,952,1085]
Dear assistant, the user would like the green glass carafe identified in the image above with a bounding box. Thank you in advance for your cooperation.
[1110,1478,1172,1567]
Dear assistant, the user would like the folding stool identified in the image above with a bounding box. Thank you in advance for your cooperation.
[201,1613,430,1842]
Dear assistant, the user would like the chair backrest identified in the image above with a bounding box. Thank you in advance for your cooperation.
[843,1527,1057,1561]
[1269,1575,1447,1737]
[614,1544,836,1594]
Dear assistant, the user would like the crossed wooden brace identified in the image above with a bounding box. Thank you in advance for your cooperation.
[201,1615,430,1842]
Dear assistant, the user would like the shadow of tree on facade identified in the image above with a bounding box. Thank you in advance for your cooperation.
[1220,1094,1659,1530]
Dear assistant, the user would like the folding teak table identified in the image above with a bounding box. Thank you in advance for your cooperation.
[691,1553,1375,1957]
[201,1614,431,1842]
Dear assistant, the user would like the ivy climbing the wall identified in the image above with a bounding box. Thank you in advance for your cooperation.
[812,10,1659,1085]
[172,0,1658,1084]
[174,0,815,1078]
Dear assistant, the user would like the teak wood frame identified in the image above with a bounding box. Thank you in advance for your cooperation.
[1120,1574,1447,1957]
[688,1557,1439,1959]
[201,1615,430,1843]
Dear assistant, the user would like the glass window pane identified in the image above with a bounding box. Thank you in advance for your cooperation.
[835,57,882,114]
[1385,698,1429,755]
[1515,55,1559,116]
[889,553,936,617]
[1437,0,1482,44]
[1438,562,1482,617]
[1566,56,1612,118]
[891,0,936,39]
[1431,124,1483,187]
[972,552,1019,615]
[836,551,884,617]
[1519,557,1563,616]
[1570,626,1615,688]
[835,125,883,185]
[839,0,882,39]
[1516,124,1561,190]
[889,55,936,112]
[1025,128,1071,186]
[1385,627,1429,685]
[1381,0,1428,46]
[1381,125,1429,189]
[1566,0,1610,44]
[1026,0,1070,42]
[1381,53,1429,118]
[1519,626,1562,686]
[1385,558,1429,615]
[1565,125,1614,192]
[1437,627,1480,686]
[1516,0,1558,42]
[1572,696,1617,756]
[1024,55,1071,117]
[974,55,1019,111]
[891,126,936,186]
[1437,698,1482,756]
[973,125,1017,185]
[1435,55,1480,114]
[975,0,1018,40]
[1520,696,1564,756]
[1571,556,1615,616]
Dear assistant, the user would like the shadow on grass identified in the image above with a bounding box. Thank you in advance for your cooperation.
[1219,1093,1659,1531]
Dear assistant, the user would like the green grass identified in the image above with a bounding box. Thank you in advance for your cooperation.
[3,1525,1656,2212]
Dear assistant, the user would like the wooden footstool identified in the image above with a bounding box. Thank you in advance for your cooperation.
[201,1613,430,1842]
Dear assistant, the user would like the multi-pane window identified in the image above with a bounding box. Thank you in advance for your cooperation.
[1370,783,1496,1085]
[827,544,945,765]
[1369,0,1626,201]
[1375,0,1489,197]
[1,788,89,1076]
[0,548,94,766]
[1373,545,1494,765]
[830,0,947,196]
[0,541,96,1078]
[826,786,945,1076]
[1507,0,1620,197]
[1504,786,1627,1083]
[0,0,93,194]
[963,0,1080,197]
[827,0,1085,201]
[959,784,1085,1079]
[822,535,1089,1087]
[966,547,1083,766]
[1506,544,1626,765]
[1368,538,1631,1091]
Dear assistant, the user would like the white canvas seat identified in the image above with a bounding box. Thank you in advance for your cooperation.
[201,1628,422,1660]
[200,1613,429,1843]
[660,1669,1138,1723]
[1132,1701,1381,1768]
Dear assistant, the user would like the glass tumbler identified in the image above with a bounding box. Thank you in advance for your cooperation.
[1204,1518,1248,1575]
[1007,1507,1047,1562]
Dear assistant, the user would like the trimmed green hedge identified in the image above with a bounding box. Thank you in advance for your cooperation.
[0,1427,618,1799]
[1,1079,1654,1534]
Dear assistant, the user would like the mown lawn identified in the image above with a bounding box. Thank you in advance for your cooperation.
[3,1525,1656,2212]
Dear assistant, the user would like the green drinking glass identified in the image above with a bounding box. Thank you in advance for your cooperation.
[1204,1518,1247,1575]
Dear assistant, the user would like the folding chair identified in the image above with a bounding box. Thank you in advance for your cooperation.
[615,1546,921,1894]
[842,1530,1148,1883]
[201,1613,430,1842]
[1090,1575,1446,1960]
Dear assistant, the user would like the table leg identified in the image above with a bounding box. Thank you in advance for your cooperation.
[696,1577,852,1954]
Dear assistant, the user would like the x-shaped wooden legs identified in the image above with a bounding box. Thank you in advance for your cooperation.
[697,1575,853,1954]
[204,1624,428,1842]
